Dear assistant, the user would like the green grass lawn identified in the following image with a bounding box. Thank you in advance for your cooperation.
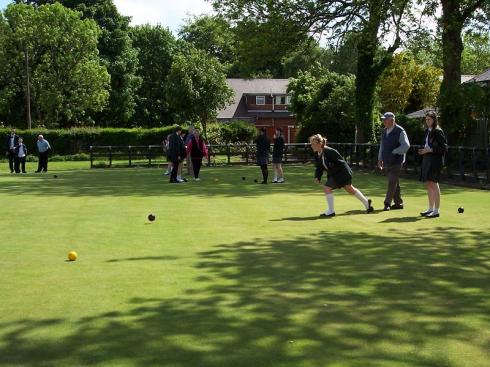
[1,163,489,367]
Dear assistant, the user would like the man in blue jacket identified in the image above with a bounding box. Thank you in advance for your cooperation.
[377,112,410,211]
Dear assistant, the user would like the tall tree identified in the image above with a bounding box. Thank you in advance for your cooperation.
[18,0,142,127]
[130,25,178,127]
[167,44,233,140]
[0,3,110,127]
[212,0,417,142]
[179,15,239,77]
[432,0,489,139]
[288,70,357,143]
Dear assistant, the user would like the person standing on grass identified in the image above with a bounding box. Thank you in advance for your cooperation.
[310,134,374,217]
[418,110,448,218]
[14,137,27,173]
[167,126,185,183]
[35,135,51,173]
[5,128,19,173]
[255,127,270,184]
[186,128,208,181]
[272,127,285,183]
[163,134,174,176]
[184,126,195,177]
[377,112,410,211]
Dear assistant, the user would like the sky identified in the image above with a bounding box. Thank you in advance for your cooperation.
[0,0,215,34]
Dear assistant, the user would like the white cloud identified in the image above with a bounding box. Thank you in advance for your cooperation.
[114,0,214,33]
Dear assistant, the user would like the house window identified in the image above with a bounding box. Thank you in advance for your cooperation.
[275,96,286,105]
[286,95,291,105]
[256,96,265,105]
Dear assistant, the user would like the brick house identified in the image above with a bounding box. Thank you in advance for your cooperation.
[217,79,298,142]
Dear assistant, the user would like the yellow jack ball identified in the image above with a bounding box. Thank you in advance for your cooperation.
[68,251,78,261]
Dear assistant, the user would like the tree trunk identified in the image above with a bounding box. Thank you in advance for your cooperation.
[355,41,379,143]
[439,0,464,142]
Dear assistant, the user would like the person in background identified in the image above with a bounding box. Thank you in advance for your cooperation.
[14,137,27,173]
[167,126,185,183]
[177,130,188,182]
[163,134,173,175]
[186,128,208,181]
[35,134,51,173]
[310,134,374,217]
[184,126,195,177]
[377,112,410,211]
[272,127,285,183]
[5,128,19,173]
[255,128,270,184]
[418,110,448,218]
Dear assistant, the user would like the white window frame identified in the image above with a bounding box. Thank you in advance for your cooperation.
[286,95,291,105]
[256,95,265,105]
[275,95,286,105]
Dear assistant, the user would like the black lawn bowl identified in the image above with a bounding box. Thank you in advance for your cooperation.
[242,176,246,181]
[148,214,156,222]
[254,179,258,183]
[53,175,58,178]
[458,207,464,214]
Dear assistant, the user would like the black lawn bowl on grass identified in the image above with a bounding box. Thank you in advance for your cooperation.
[458,207,465,213]
[148,214,156,222]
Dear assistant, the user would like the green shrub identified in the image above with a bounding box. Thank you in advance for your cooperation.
[0,127,176,155]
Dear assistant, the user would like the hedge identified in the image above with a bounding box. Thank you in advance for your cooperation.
[0,127,176,156]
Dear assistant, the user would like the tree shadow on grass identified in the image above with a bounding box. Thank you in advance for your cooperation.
[1,227,489,366]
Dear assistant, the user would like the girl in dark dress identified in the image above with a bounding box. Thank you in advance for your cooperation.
[310,134,373,217]
[418,111,448,218]
[186,128,208,181]
[272,127,285,183]
[255,128,270,184]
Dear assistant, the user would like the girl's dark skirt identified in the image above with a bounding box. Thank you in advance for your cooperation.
[325,172,352,189]
[420,155,442,183]
[257,155,269,165]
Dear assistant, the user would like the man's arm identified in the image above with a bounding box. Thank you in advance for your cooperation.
[392,130,410,155]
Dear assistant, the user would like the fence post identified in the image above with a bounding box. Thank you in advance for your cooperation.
[246,144,249,164]
[128,146,132,167]
[109,146,112,168]
[227,144,231,164]
[207,145,211,166]
[459,146,465,181]
[148,145,152,167]
[89,146,93,168]
[472,147,478,181]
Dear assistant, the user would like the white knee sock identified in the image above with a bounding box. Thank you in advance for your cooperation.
[353,188,369,209]
[325,193,334,214]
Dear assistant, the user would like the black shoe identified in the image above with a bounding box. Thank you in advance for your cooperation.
[383,205,391,211]
[420,210,433,217]
[260,181,267,184]
[366,199,374,213]
[35,170,41,173]
[391,204,404,210]
[425,212,439,218]
[320,212,336,217]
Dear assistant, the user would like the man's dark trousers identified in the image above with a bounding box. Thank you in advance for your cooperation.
[37,151,49,172]
[384,164,403,207]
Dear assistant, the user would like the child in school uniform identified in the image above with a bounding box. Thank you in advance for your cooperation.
[310,134,374,217]
[14,137,27,174]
